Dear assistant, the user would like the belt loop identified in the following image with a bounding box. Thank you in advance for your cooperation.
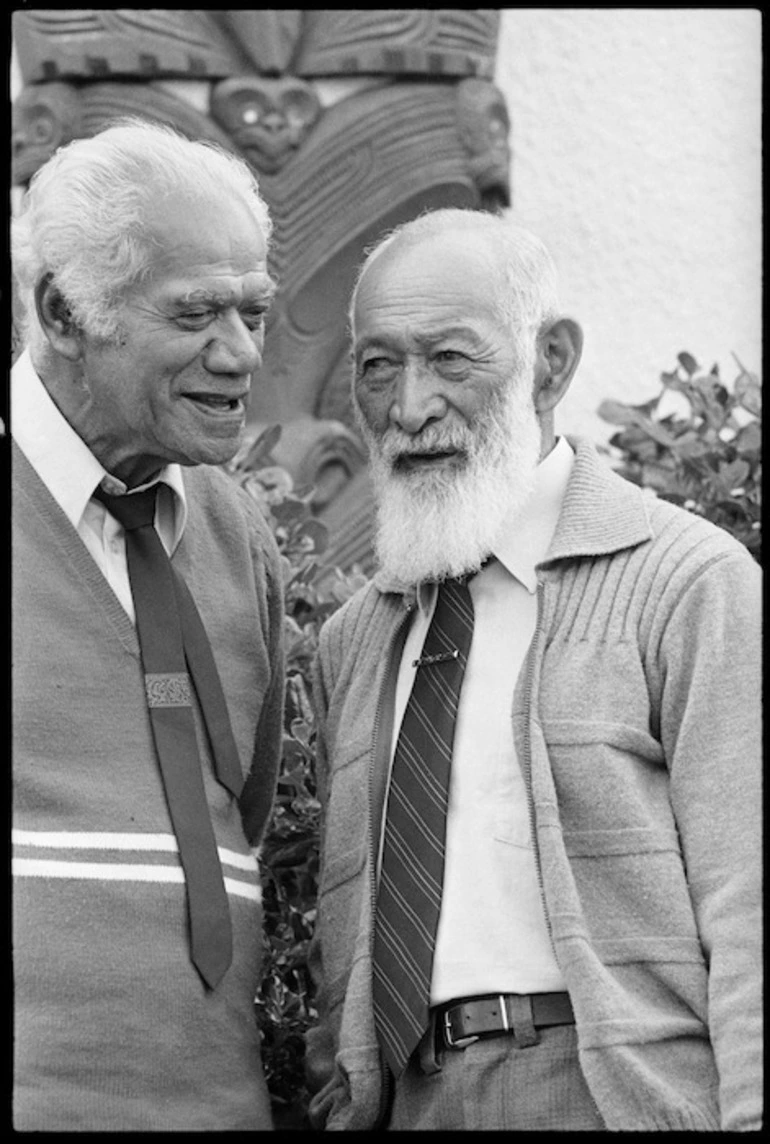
[507,994,540,1048]
[418,1010,444,1074]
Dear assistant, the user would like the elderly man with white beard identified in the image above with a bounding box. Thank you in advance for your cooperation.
[304,209,762,1132]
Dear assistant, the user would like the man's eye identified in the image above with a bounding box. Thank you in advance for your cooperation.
[433,350,471,377]
[361,356,397,376]
[241,309,267,331]
[177,311,213,329]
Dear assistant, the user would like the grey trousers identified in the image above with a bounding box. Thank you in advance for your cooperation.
[388,1025,606,1131]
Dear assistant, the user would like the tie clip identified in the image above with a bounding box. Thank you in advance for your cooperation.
[412,649,460,668]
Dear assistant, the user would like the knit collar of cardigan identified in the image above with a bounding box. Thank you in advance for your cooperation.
[373,436,654,602]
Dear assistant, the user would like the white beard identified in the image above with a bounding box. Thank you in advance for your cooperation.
[361,375,543,586]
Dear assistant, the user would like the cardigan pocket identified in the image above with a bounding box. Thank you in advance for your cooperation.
[560,838,704,964]
[541,718,671,840]
[541,719,707,1000]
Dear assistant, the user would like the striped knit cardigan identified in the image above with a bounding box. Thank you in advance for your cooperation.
[305,437,762,1132]
[12,443,285,1130]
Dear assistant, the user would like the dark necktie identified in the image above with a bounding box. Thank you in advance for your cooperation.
[372,576,475,1075]
[93,484,244,989]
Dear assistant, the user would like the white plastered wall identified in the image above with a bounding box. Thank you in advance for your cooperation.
[494,8,762,442]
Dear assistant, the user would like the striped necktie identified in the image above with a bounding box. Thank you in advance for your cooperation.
[93,484,244,989]
[372,575,475,1075]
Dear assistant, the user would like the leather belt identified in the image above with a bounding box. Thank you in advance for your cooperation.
[435,992,574,1050]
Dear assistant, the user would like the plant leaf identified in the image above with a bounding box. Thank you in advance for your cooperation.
[296,519,329,554]
[677,351,699,376]
[734,370,762,417]
[598,398,644,426]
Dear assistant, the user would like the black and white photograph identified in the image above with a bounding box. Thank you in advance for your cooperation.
[10,8,761,1132]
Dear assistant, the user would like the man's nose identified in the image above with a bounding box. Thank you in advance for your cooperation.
[204,313,263,375]
[390,359,446,434]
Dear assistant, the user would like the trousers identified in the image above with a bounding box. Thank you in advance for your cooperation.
[388,1024,606,1131]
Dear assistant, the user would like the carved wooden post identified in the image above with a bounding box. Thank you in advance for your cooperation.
[12,9,511,569]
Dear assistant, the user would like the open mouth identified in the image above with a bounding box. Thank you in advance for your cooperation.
[393,450,463,473]
[184,394,245,415]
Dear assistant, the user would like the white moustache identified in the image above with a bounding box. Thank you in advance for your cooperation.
[378,427,474,463]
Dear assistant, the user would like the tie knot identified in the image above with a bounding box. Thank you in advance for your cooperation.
[435,558,492,598]
[93,485,158,531]
[437,573,475,601]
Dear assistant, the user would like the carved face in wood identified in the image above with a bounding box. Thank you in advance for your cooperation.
[455,79,511,206]
[211,77,321,174]
[12,82,83,186]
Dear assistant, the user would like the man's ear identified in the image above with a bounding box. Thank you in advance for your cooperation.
[533,317,583,415]
[34,274,82,361]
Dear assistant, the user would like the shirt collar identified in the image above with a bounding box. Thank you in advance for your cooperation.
[11,348,187,546]
[491,434,574,594]
[413,436,574,617]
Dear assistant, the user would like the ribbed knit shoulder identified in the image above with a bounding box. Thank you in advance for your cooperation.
[645,491,754,566]
[634,493,758,611]
[636,495,760,648]
[543,441,760,642]
[540,484,760,670]
[318,580,403,689]
[318,580,383,659]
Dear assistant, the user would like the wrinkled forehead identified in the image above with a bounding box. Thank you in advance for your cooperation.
[363,226,499,285]
[143,191,268,274]
[353,228,503,333]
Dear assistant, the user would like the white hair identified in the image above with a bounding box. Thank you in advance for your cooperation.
[12,117,272,350]
[349,207,561,363]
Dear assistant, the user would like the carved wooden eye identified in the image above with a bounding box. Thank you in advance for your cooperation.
[231,91,272,130]
[282,90,320,130]
[31,114,56,144]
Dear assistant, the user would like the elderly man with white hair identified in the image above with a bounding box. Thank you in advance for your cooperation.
[11,119,284,1130]
[305,208,762,1131]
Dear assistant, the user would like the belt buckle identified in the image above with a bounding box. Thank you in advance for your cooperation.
[442,1006,480,1050]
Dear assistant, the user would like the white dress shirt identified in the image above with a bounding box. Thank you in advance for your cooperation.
[392,437,575,1003]
[11,349,187,622]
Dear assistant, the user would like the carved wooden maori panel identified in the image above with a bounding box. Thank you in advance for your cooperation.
[12,9,511,569]
[293,9,499,77]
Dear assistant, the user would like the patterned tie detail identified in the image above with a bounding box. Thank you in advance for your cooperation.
[93,484,243,989]
[372,576,475,1075]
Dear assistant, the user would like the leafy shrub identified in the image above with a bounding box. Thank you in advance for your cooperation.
[225,427,366,1129]
[598,352,761,564]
